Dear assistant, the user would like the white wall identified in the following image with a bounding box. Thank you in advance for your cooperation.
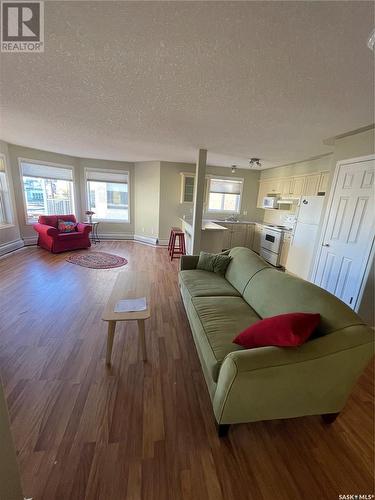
[134,161,160,241]
[0,141,23,255]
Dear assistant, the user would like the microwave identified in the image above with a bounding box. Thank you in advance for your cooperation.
[262,196,279,209]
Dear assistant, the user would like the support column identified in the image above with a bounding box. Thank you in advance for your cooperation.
[191,148,207,255]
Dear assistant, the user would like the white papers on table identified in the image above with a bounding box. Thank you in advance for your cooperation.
[114,297,147,313]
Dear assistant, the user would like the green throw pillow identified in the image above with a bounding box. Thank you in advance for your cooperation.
[197,251,231,276]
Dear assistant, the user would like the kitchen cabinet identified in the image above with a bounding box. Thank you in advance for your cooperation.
[268,178,282,194]
[303,174,321,196]
[246,224,254,249]
[220,223,248,249]
[318,171,330,194]
[280,232,292,268]
[231,224,247,247]
[291,176,305,196]
[256,180,272,208]
[252,224,263,254]
[257,170,328,209]
[180,173,195,203]
[281,178,293,196]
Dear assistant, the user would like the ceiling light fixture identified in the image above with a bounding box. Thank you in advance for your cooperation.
[368,28,375,51]
[249,158,261,169]
[231,164,237,173]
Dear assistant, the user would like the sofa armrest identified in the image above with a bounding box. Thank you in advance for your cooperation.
[77,223,92,234]
[33,223,58,237]
[180,255,199,270]
[225,324,374,373]
[213,325,374,425]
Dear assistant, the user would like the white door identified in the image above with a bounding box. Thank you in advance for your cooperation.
[313,157,375,309]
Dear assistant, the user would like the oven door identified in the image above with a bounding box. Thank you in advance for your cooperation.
[260,247,280,267]
[261,229,281,253]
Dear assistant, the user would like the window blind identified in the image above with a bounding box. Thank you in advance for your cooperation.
[21,161,73,181]
[86,169,128,184]
[210,178,242,195]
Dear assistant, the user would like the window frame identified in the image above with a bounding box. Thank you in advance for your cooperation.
[205,175,244,214]
[84,167,130,223]
[18,157,77,225]
[0,153,14,228]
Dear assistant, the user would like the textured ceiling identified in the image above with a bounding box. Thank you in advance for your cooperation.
[0,1,374,168]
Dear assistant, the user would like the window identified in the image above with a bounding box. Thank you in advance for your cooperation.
[207,177,243,213]
[0,155,13,226]
[86,169,129,221]
[20,160,75,223]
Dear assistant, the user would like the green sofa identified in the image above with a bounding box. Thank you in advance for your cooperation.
[179,247,374,436]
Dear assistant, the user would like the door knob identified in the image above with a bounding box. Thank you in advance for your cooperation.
[322,243,330,247]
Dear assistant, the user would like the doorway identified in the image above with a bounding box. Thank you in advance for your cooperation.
[312,155,375,311]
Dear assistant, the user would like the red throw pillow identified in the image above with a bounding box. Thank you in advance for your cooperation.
[233,313,320,349]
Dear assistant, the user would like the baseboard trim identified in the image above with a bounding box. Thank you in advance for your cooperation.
[0,238,24,256]
[98,233,134,241]
[23,236,38,246]
[134,234,158,245]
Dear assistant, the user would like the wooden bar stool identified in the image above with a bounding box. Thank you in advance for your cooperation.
[170,231,186,260]
[168,226,181,254]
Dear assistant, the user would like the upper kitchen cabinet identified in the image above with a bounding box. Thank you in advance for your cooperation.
[291,176,305,196]
[256,180,272,207]
[281,177,293,196]
[268,178,282,194]
[180,173,195,203]
[318,171,330,195]
[303,173,321,196]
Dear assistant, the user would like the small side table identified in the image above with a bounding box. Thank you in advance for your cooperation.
[90,221,100,244]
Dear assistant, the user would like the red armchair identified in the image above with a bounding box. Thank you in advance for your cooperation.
[33,215,92,253]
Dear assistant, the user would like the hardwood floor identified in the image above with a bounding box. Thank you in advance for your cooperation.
[0,241,373,500]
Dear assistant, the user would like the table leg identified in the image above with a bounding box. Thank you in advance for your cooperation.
[106,321,116,365]
[137,319,147,361]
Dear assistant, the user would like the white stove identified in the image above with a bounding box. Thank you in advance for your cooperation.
[260,224,292,267]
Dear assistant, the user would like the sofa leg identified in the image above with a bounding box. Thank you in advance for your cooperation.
[321,412,340,424]
[217,424,230,438]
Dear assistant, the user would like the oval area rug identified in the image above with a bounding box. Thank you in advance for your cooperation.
[66,252,128,269]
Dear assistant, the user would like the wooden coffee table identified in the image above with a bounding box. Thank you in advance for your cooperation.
[102,271,150,366]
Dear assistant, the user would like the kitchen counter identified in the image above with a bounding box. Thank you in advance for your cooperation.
[179,218,227,254]
[206,219,257,225]
[180,218,228,231]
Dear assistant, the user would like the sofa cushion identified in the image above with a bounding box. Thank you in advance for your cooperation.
[56,231,85,241]
[225,247,270,294]
[179,270,241,297]
[190,296,261,381]
[243,268,364,337]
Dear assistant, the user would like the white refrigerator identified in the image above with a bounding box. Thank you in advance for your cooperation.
[286,196,325,280]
